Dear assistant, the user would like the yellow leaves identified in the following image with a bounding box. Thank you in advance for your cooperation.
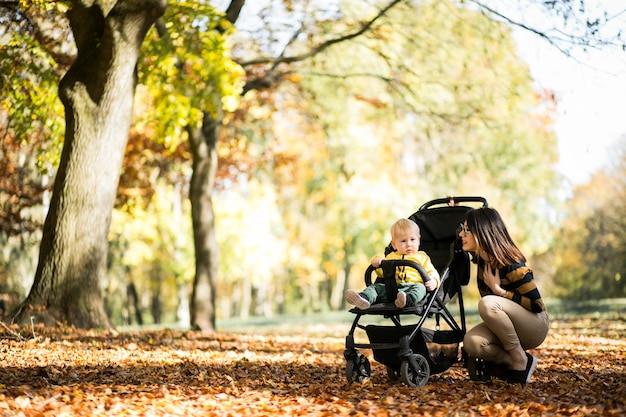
[0,323,624,416]
[19,0,68,13]
[221,94,239,113]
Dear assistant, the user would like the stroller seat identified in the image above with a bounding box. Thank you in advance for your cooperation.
[348,258,439,317]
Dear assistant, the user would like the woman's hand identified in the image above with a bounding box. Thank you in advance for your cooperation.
[483,264,504,295]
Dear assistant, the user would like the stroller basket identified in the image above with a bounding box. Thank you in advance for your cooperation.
[366,325,463,374]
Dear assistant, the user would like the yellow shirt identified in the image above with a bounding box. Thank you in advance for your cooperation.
[373,251,440,286]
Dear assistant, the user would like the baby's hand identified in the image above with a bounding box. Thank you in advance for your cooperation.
[424,278,437,291]
[371,257,384,268]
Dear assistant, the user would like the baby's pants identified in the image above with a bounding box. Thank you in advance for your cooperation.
[360,282,426,306]
[463,295,549,363]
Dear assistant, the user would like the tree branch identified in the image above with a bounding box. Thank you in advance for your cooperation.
[1,1,75,70]
[240,0,405,93]
[225,0,246,25]
[470,0,626,55]
[240,0,403,67]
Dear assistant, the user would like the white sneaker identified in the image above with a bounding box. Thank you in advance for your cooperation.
[395,291,407,308]
[345,289,371,309]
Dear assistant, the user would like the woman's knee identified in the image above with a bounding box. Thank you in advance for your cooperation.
[463,334,481,357]
[477,296,502,319]
[463,327,488,357]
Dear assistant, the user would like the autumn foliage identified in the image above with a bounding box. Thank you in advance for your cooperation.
[0,314,624,416]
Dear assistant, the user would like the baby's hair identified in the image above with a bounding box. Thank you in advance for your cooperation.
[390,218,420,238]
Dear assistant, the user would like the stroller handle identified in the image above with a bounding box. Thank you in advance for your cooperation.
[418,196,488,210]
[364,259,433,288]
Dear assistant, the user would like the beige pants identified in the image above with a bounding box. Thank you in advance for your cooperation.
[463,295,549,363]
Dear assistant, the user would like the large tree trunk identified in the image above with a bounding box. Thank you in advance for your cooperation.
[188,112,220,332]
[12,0,165,329]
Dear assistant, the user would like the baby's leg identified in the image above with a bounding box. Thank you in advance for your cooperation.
[402,283,426,306]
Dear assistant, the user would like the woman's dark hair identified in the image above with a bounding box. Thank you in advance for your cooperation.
[465,207,526,268]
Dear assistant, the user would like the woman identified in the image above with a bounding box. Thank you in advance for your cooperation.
[460,207,549,384]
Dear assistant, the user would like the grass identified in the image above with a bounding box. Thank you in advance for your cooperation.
[214,297,626,336]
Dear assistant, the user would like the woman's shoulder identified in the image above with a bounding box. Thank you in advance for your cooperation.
[501,262,532,279]
[502,261,528,270]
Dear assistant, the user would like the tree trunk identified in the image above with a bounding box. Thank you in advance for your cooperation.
[127,281,143,325]
[11,0,165,329]
[240,277,251,320]
[330,268,347,311]
[188,112,220,332]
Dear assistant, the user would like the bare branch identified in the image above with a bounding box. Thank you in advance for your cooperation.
[240,0,403,67]
[0,321,27,341]
[470,0,575,57]
[240,0,405,93]
[470,0,626,54]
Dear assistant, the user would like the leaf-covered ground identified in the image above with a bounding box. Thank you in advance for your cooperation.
[0,314,624,416]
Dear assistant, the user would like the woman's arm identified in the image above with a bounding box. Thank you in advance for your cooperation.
[502,265,546,313]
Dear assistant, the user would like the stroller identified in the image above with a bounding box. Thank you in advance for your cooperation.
[343,196,488,386]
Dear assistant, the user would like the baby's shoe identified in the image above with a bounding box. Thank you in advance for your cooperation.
[395,292,407,308]
[345,289,371,310]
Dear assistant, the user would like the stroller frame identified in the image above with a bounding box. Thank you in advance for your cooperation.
[343,196,488,386]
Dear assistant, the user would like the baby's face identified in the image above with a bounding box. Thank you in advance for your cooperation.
[391,229,420,255]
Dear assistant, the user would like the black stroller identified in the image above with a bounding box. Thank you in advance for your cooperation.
[343,196,488,386]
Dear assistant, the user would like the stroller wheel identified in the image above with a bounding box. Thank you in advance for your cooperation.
[346,354,371,383]
[400,353,430,387]
[386,366,401,382]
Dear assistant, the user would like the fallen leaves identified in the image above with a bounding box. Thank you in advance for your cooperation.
[0,316,624,416]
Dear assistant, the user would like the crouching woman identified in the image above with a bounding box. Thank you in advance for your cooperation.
[460,207,549,384]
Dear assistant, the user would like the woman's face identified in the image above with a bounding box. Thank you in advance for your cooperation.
[459,222,477,252]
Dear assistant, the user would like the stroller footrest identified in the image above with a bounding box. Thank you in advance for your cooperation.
[349,302,425,315]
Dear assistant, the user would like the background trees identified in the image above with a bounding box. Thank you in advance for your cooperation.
[550,142,626,300]
[1,0,625,329]
[223,0,561,312]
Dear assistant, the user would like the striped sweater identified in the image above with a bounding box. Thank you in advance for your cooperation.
[477,260,546,313]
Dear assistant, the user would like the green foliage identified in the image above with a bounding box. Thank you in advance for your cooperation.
[0,0,68,298]
[0,3,67,171]
[137,1,244,146]
[550,144,626,300]
[119,1,246,322]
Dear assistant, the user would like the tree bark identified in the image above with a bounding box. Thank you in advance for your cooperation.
[126,281,143,325]
[188,112,220,332]
[11,0,165,329]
